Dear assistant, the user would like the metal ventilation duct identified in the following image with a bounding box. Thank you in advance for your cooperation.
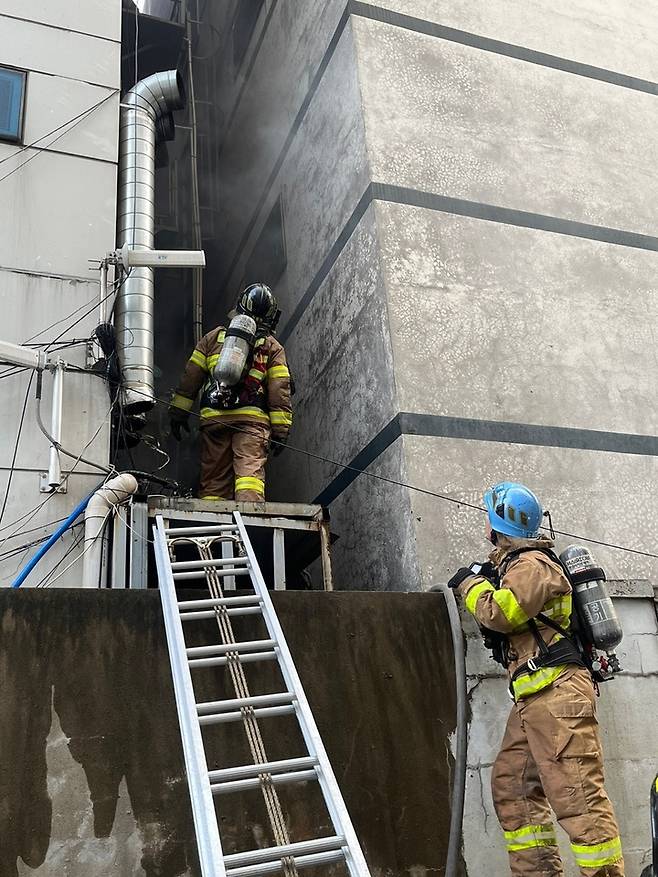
[115,69,185,413]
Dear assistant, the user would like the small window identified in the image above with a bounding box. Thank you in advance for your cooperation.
[245,197,287,289]
[0,67,27,143]
[232,0,265,71]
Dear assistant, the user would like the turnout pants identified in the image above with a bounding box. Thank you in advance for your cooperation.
[199,422,269,502]
[492,669,623,877]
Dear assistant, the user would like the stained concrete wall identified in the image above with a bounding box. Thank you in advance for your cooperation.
[0,588,458,876]
[0,1,120,588]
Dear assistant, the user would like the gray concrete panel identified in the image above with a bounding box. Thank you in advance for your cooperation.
[1,0,121,42]
[353,16,658,235]
[223,22,371,327]
[268,207,396,497]
[0,150,117,277]
[0,16,120,88]
[402,434,658,583]
[376,202,658,434]
[369,0,658,84]
[216,0,348,288]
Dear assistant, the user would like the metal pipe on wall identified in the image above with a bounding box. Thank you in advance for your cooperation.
[115,69,185,413]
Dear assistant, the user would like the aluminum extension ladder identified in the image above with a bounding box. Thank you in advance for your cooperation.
[153,511,371,877]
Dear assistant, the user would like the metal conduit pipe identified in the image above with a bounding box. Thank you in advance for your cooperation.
[82,473,138,588]
[115,70,185,413]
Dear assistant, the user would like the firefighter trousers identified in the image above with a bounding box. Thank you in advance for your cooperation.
[491,669,623,877]
[199,422,269,502]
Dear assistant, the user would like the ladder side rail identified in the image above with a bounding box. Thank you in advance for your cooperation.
[153,516,226,877]
[233,512,371,877]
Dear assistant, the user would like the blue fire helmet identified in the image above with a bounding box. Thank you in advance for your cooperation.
[484,481,543,539]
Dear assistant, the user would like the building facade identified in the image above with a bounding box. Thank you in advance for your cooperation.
[0,0,120,587]
[195,2,658,873]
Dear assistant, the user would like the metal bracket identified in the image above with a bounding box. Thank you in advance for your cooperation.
[39,472,67,494]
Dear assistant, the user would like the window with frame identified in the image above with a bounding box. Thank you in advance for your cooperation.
[232,0,265,72]
[0,67,27,143]
[244,197,287,289]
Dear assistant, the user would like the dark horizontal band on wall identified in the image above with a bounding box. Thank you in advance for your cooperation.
[223,0,658,296]
[314,412,658,505]
[352,2,658,97]
[280,180,658,342]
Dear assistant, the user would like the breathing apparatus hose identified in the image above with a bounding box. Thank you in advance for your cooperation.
[430,583,467,877]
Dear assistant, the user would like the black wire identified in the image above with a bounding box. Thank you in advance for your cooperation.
[76,368,658,561]
[0,91,119,185]
[34,527,85,589]
[0,373,35,527]
[0,90,119,169]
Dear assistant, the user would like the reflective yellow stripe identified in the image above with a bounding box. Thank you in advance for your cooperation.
[512,664,568,700]
[235,476,265,496]
[207,353,220,370]
[248,368,266,381]
[464,580,495,615]
[571,836,622,868]
[655,776,658,793]
[267,365,290,379]
[541,594,572,625]
[269,410,292,426]
[217,330,226,343]
[171,393,194,412]
[504,823,557,852]
[189,349,207,369]
[200,407,271,423]
[254,337,265,348]
[200,495,226,501]
[493,589,529,628]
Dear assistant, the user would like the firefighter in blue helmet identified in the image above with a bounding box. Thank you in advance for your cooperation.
[449,482,623,877]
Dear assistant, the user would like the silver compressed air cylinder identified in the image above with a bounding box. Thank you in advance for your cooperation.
[559,545,623,654]
[212,314,257,388]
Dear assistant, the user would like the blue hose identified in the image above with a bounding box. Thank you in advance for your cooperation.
[11,490,97,588]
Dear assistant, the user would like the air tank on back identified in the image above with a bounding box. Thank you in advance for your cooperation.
[559,545,623,655]
[213,313,256,386]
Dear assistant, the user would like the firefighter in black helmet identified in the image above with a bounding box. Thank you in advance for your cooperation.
[168,283,293,502]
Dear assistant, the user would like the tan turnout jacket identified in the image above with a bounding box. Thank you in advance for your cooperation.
[170,326,293,439]
[458,536,577,699]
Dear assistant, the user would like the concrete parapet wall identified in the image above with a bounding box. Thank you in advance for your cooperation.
[0,589,457,876]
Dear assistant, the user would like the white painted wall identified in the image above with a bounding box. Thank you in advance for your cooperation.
[0,2,121,588]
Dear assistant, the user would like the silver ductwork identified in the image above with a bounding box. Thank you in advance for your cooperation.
[115,69,185,412]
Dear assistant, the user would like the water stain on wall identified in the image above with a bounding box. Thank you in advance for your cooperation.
[0,589,460,876]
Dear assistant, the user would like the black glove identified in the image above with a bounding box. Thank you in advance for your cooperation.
[447,561,496,590]
[271,435,288,457]
[169,411,191,441]
[469,560,497,583]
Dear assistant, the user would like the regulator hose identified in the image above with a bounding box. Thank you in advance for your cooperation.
[430,583,467,877]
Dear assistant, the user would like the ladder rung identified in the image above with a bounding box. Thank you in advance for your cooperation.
[165,524,238,536]
[197,692,294,715]
[187,639,275,659]
[226,849,345,877]
[173,568,249,581]
[178,596,260,611]
[224,836,346,870]
[189,651,277,669]
[171,557,248,571]
[181,606,261,621]
[208,756,317,782]
[212,770,317,795]
[199,705,296,725]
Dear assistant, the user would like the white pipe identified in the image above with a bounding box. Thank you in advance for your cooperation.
[47,361,64,489]
[83,473,138,588]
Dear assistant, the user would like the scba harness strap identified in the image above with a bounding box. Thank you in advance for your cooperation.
[483,547,594,691]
